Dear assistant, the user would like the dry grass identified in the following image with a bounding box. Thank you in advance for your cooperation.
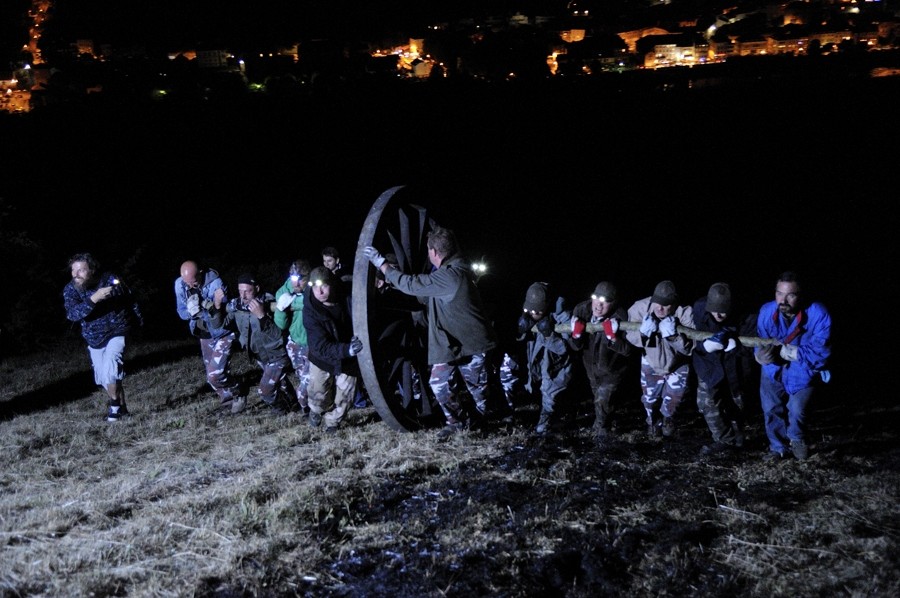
[1,338,898,597]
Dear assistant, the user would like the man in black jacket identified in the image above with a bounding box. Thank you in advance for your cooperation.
[692,282,757,456]
[302,266,363,433]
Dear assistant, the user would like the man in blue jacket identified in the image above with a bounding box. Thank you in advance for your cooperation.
[63,252,143,422]
[755,271,832,461]
[175,260,241,414]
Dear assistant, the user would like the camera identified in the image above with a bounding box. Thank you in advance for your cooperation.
[226,298,249,313]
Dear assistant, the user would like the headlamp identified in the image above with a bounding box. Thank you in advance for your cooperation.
[591,294,607,302]
[290,274,300,283]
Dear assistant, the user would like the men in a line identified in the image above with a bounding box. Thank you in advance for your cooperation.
[211,273,294,415]
[755,271,831,461]
[63,252,143,421]
[625,280,695,438]
[302,266,363,433]
[570,281,632,443]
[364,225,498,438]
[274,259,312,415]
[692,282,757,456]
[174,260,241,413]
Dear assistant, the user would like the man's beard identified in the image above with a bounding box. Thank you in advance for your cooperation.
[73,274,95,291]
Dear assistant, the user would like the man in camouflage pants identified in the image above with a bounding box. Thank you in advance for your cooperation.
[175,260,242,413]
[364,225,498,439]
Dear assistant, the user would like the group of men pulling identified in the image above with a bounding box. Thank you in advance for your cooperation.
[63,230,831,461]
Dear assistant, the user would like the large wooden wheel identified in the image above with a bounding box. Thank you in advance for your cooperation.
[352,186,445,432]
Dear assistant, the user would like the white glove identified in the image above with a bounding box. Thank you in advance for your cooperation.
[724,338,738,352]
[659,316,677,338]
[639,314,658,337]
[703,338,724,353]
[349,335,363,357]
[779,344,799,362]
[276,293,294,312]
[186,294,201,317]
[363,246,386,268]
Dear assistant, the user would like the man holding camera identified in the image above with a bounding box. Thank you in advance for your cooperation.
[175,260,241,414]
[63,252,143,422]
[210,273,294,415]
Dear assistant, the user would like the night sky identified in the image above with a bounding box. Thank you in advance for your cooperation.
[1,1,898,363]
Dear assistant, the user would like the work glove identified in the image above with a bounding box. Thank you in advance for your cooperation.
[276,293,294,312]
[659,316,677,338]
[779,344,799,362]
[755,345,778,365]
[202,299,215,310]
[602,318,619,341]
[724,338,738,352]
[186,294,201,317]
[536,316,555,337]
[555,296,566,314]
[571,316,585,339]
[640,313,658,337]
[349,335,363,357]
[363,246,386,269]
[517,314,532,337]
[703,330,726,353]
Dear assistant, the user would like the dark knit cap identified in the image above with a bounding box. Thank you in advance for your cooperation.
[651,280,678,305]
[308,266,337,287]
[237,273,257,286]
[592,281,617,302]
[706,282,732,314]
[523,282,551,313]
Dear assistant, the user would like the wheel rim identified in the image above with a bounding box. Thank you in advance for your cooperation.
[352,186,445,432]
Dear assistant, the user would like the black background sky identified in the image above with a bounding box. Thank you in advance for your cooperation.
[1,1,898,364]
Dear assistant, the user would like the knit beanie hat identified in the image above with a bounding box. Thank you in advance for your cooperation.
[706,282,732,314]
[308,266,337,287]
[237,273,257,286]
[651,280,678,305]
[523,282,551,313]
[592,281,617,302]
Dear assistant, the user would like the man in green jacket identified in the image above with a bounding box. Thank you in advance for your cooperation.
[274,259,312,416]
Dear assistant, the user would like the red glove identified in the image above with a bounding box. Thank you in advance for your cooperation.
[571,317,586,339]
[602,318,619,341]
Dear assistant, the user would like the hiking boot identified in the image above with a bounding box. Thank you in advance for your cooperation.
[437,421,465,440]
[763,449,787,462]
[791,439,809,460]
[535,412,552,435]
[106,405,124,422]
[700,441,736,457]
[661,417,676,438]
[647,417,661,438]
[731,421,745,448]
[230,397,247,415]
[309,412,323,428]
